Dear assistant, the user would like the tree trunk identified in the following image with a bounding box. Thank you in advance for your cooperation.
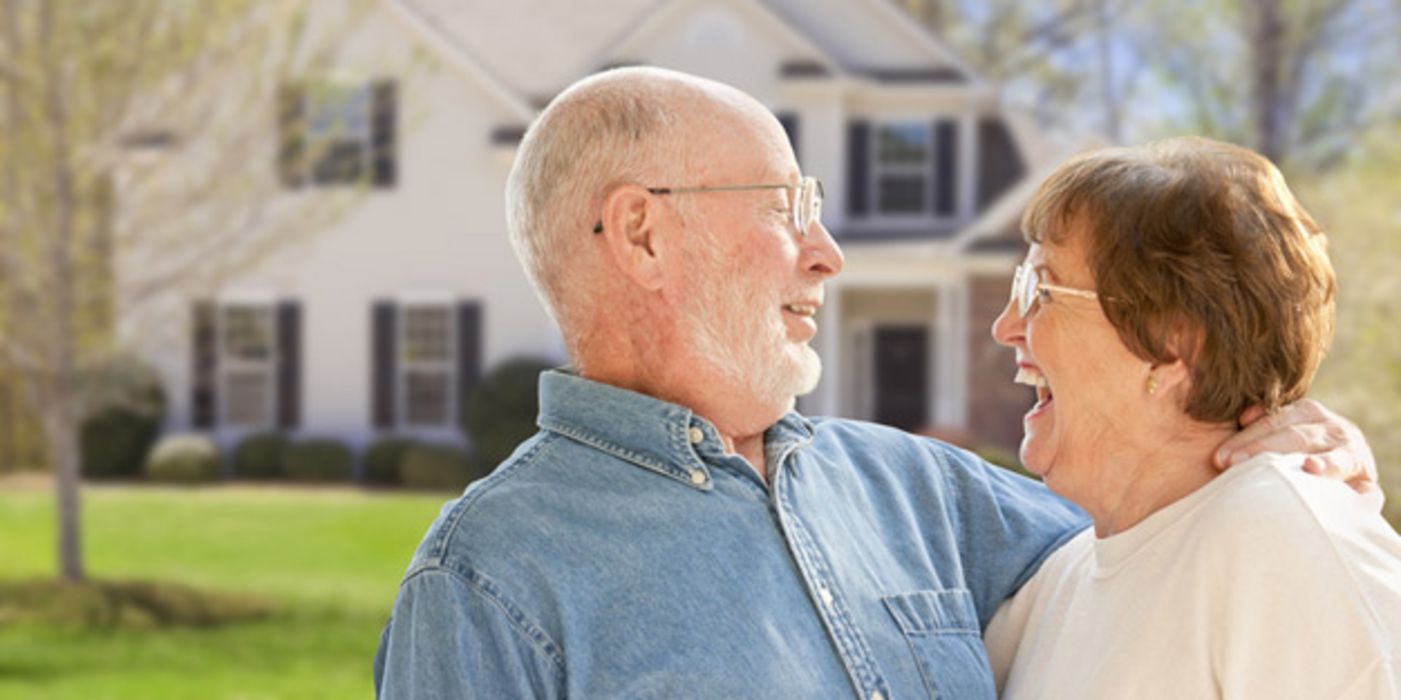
[39,0,86,583]
[1247,0,1287,162]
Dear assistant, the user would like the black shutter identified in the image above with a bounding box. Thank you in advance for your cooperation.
[846,120,869,217]
[277,84,305,188]
[777,112,800,163]
[456,302,482,431]
[976,117,1027,212]
[372,302,397,429]
[191,301,218,428]
[934,119,958,217]
[371,80,397,188]
[276,300,301,429]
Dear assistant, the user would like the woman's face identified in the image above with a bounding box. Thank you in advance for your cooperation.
[991,224,1156,503]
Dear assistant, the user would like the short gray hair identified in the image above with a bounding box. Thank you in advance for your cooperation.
[505,67,696,344]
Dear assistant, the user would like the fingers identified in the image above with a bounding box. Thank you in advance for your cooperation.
[1214,399,1347,470]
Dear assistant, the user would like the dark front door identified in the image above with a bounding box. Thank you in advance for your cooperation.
[875,325,929,431]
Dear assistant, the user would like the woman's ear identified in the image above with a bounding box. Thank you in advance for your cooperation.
[598,184,666,291]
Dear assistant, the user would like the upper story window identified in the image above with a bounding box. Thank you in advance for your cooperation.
[874,123,932,214]
[847,118,960,223]
[278,79,396,189]
[220,304,277,428]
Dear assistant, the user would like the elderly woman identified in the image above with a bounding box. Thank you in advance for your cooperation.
[982,137,1401,698]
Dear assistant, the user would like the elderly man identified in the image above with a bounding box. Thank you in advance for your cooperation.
[374,67,1373,698]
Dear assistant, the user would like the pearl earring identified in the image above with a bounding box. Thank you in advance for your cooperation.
[1146,374,1159,396]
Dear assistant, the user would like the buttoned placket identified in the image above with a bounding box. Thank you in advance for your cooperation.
[770,439,892,700]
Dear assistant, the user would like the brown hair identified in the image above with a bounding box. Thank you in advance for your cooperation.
[1021,136,1336,422]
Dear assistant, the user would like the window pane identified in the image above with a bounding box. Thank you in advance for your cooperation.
[225,370,271,426]
[405,370,450,426]
[222,306,274,361]
[307,84,371,185]
[877,124,930,165]
[403,306,451,363]
[877,175,927,214]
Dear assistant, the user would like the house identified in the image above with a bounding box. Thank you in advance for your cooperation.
[119,0,1067,459]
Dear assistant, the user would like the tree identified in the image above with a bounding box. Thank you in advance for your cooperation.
[0,0,375,582]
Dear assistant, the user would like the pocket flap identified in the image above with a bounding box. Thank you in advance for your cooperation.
[882,589,979,635]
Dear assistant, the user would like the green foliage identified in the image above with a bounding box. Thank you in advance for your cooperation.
[79,355,167,479]
[144,434,221,483]
[0,579,275,630]
[463,357,552,471]
[231,432,288,479]
[280,439,353,482]
[363,436,415,486]
[400,443,479,492]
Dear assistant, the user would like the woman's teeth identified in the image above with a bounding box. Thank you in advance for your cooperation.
[1014,367,1049,388]
[783,303,817,317]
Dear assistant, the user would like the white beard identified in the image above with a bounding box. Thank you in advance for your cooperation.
[680,240,822,409]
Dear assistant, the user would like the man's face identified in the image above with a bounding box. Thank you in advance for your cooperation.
[669,105,844,412]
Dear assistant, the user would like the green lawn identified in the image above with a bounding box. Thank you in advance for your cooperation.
[0,483,451,699]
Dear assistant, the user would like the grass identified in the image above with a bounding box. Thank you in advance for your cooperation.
[0,482,451,699]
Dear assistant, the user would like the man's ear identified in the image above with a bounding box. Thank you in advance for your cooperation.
[598,184,666,291]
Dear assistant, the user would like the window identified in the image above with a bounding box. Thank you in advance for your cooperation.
[399,304,455,428]
[873,123,931,215]
[846,119,959,222]
[278,80,396,188]
[220,304,276,428]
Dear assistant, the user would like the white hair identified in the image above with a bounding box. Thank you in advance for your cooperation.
[505,67,704,355]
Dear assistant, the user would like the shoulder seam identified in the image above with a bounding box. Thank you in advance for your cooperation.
[435,432,561,556]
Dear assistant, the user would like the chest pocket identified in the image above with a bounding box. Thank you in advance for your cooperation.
[883,589,996,700]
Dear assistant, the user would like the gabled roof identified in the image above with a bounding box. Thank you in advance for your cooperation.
[397,0,980,103]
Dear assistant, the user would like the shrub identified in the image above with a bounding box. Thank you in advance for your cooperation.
[363,436,415,486]
[232,432,288,479]
[400,443,482,492]
[145,434,221,483]
[281,438,353,482]
[463,357,553,471]
[79,355,166,479]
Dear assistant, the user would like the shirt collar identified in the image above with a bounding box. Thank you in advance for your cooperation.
[536,369,814,490]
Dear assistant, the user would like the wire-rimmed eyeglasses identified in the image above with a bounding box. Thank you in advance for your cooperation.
[592,176,824,237]
[1010,262,1102,317]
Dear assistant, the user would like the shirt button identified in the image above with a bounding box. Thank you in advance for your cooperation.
[687,427,704,444]
[818,588,834,606]
[689,469,706,486]
[871,693,884,700]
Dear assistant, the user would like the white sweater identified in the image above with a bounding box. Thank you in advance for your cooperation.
[984,452,1401,700]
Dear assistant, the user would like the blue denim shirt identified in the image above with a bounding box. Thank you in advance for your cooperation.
[374,371,1086,699]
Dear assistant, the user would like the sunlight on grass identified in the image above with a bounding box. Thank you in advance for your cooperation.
[0,484,451,699]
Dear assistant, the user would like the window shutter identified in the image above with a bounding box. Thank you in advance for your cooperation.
[456,302,482,431]
[933,119,958,217]
[276,300,301,429]
[371,80,397,188]
[277,84,305,188]
[846,120,869,217]
[191,301,218,428]
[776,112,800,163]
[372,301,397,429]
[976,117,1026,212]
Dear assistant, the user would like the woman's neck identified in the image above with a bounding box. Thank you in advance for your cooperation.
[1091,422,1237,537]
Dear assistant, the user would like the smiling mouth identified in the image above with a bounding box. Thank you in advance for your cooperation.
[1015,366,1053,408]
[783,303,818,317]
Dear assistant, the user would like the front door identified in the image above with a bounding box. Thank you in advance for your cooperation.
[874,325,929,431]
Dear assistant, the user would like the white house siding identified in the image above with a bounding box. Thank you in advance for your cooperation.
[117,0,1058,455]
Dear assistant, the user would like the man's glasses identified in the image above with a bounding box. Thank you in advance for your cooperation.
[1010,262,1101,317]
[592,176,824,237]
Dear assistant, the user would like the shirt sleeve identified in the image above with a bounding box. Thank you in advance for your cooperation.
[374,566,564,699]
[931,443,1089,631]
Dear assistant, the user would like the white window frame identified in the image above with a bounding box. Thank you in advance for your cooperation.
[863,118,958,228]
[396,301,457,430]
[216,300,278,430]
